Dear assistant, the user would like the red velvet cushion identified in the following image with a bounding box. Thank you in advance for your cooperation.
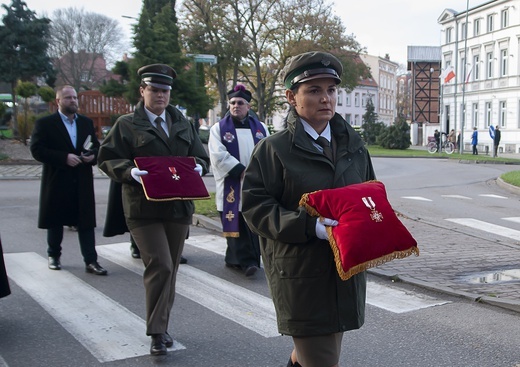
[299,181,419,280]
[134,156,210,201]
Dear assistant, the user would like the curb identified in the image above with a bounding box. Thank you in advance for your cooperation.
[192,213,520,315]
[496,177,520,196]
[368,268,520,314]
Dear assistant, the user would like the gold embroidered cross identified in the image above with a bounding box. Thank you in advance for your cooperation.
[225,211,235,222]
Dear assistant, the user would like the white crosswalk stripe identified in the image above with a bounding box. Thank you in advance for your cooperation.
[401,196,432,201]
[4,252,184,363]
[97,243,279,338]
[504,217,520,224]
[3,238,451,362]
[446,218,520,241]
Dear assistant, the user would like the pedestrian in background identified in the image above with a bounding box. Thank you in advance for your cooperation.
[30,85,107,275]
[208,84,269,277]
[493,125,501,158]
[471,127,479,155]
[448,129,456,148]
[98,63,209,356]
[242,51,376,367]
[434,129,441,152]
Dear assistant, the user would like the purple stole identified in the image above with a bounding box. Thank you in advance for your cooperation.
[220,115,266,237]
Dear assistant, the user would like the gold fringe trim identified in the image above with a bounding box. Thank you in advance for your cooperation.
[223,232,240,238]
[327,225,419,280]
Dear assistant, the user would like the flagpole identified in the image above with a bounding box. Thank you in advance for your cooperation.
[460,0,470,154]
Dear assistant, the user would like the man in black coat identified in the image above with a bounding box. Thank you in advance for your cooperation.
[493,125,501,158]
[30,85,107,275]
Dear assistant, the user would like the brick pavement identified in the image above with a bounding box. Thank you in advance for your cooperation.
[1,162,519,314]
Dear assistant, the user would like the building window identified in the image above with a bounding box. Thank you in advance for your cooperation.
[486,52,493,78]
[446,27,453,43]
[354,93,359,107]
[500,49,508,77]
[487,14,494,32]
[472,103,479,128]
[474,19,481,36]
[345,114,351,124]
[361,93,367,107]
[355,114,360,125]
[501,9,508,28]
[337,90,343,106]
[473,55,480,80]
[461,22,467,40]
[460,56,466,80]
[485,102,492,127]
[499,101,506,127]
[346,93,351,106]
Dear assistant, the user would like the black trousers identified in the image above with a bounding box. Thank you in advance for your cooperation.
[47,226,97,264]
[222,212,261,269]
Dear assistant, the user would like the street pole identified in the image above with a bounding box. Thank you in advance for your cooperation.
[460,0,470,154]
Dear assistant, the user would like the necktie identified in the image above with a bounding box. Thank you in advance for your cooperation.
[315,136,333,162]
[154,116,169,139]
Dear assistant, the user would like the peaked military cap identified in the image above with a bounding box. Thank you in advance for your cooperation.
[138,63,177,90]
[281,51,342,89]
[227,84,252,102]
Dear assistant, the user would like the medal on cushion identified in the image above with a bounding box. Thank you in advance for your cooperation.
[362,196,383,222]
[169,166,180,180]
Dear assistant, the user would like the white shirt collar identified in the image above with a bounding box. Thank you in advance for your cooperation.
[144,108,166,124]
[300,118,331,142]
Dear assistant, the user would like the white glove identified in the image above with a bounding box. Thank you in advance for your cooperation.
[315,217,338,240]
[194,164,203,176]
[131,167,148,184]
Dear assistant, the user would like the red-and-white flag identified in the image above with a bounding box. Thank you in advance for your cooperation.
[465,64,474,84]
[441,66,456,84]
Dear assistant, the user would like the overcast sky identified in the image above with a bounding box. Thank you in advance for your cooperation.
[17,0,473,65]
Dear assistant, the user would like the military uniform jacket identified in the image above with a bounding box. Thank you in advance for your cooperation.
[98,102,210,230]
[242,109,376,337]
[30,112,99,229]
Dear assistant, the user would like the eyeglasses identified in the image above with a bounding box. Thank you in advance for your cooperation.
[229,100,246,106]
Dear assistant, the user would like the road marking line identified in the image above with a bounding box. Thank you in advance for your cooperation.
[97,243,280,338]
[367,281,449,313]
[446,218,520,241]
[401,196,432,201]
[186,234,227,255]
[441,195,472,200]
[503,217,520,224]
[3,252,185,363]
[479,194,507,199]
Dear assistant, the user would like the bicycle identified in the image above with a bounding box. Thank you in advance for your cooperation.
[427,137,455,154]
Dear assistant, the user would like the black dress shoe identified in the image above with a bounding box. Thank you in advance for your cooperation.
[180,256,187,264]
[150,334,167,356]
[244,265,259,277]
[130,245,141,259]
[162,332,173,348]
[85,262,108,275]
[48,257,61,270]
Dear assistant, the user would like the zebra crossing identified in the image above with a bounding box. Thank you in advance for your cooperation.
[4,237,449,363]
[400,193,520,242]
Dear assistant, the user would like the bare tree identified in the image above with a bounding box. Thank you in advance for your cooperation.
[48,7,125,90]
[179,0,367,121]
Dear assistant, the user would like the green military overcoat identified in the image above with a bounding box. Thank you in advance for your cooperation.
[242,109,376,337]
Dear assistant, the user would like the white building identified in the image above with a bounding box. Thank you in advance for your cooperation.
[438,0,520,154]
[335,78,379,127]
[361,54,399,125]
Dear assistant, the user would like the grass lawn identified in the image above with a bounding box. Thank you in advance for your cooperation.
[194,192,218,218]
[501,170,520,186]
